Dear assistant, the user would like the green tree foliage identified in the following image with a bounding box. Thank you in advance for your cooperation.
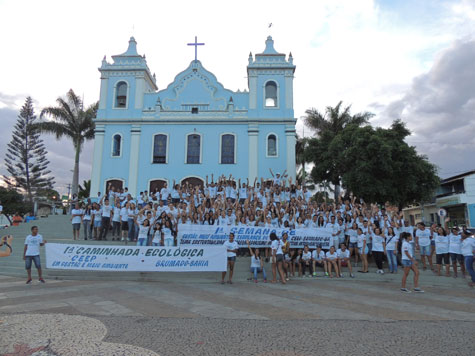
[35,89,98,197]
[3,97,55,205]
[78,179,91,199]
[304,101,373,199]
[295,135,309,185]
[0,187,30,215]
[307,119,439,208]
[37,188,61,201]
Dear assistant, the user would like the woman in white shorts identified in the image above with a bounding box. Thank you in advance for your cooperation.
[357,227,368,273]
[401,232,424,293]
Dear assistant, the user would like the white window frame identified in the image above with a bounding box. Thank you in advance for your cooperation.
[266,132,279,158]
[113,80,129,109]
[185,132,203,164]
[151,132,169,164]
[219,132,237,164]
[110,133,123,158]
[263,80,280,109]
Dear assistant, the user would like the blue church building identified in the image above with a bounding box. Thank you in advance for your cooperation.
[90,36,296,197]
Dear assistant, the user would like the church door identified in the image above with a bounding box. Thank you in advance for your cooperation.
[149,179,167,195]
[181,177,204,189]
[105,179,123,193]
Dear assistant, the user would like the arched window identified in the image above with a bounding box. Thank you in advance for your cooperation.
[181,177,204,189]
[220,134,235,164]
[267,134,277,157]
[152,134,167,164]
[105,179,124,194]
[149,179,167,193]
[112,134,121,157]
[115,81,128,108]
[186,134,201,164]
[265,81,277,107]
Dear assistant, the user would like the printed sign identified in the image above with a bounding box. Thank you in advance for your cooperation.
[178,224,332,249]
[438,208,447,217]
[46,243,227,272]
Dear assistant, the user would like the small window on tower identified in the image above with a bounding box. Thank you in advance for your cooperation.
[192,107,199,114]
[265,81,277,107]
[112,134,121,157]
[115,81,127,108]
[267,134,277,157]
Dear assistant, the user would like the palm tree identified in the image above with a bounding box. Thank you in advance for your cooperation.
[295,135,309,184]
[35,90,98,196]
[304,101,373,136]
[304,101,373,199]
[78,179,91,200]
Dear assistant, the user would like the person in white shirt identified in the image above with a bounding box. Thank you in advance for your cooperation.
[337,243,354,278]
[160,183,170,204]
[433,226,450,277]
[162,220,174,247]
[92,203,102,240]
[325,246,339,278]
[99,198,113,241]
[372,226,386,274]
[312,245,327,276]
[70,203,83,241]
[151,223,162,246]
[135,213,150,247]
[270,232,286,284]
[385,226,399,274]
[23,226,47,284]
[400,232,424,293]
[111,202,122,241]
[415,222,433,271]
[460,230,475,287]
[82,204,92,241]
[300,245,313,277]
[247,240,267,283]
[356,227,368,273]
[448,225,466,278]
[221,233,239,284]
[120,203,130,243]
[347,222,359,267]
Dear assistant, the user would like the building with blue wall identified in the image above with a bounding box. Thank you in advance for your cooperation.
[90,36,296,197]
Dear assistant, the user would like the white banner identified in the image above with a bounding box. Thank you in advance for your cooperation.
[178,225,332,249]
[46,243,227,272]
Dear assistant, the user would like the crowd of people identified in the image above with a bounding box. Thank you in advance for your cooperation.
[67,171,475,290]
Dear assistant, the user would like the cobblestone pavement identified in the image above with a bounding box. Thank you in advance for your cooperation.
[0,272,474,355]
[1,217,474,355]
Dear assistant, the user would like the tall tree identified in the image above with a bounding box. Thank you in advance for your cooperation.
[3,97,54,205]
[304,101,374,199]
[326,120,439,208]
[35,89,98,196]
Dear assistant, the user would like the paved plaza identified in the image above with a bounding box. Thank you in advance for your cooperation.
[0,216,474,355]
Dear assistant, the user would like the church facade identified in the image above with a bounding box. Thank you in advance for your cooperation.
[90,36,296,197]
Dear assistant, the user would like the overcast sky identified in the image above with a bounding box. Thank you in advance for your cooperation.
[0,0,474,194]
